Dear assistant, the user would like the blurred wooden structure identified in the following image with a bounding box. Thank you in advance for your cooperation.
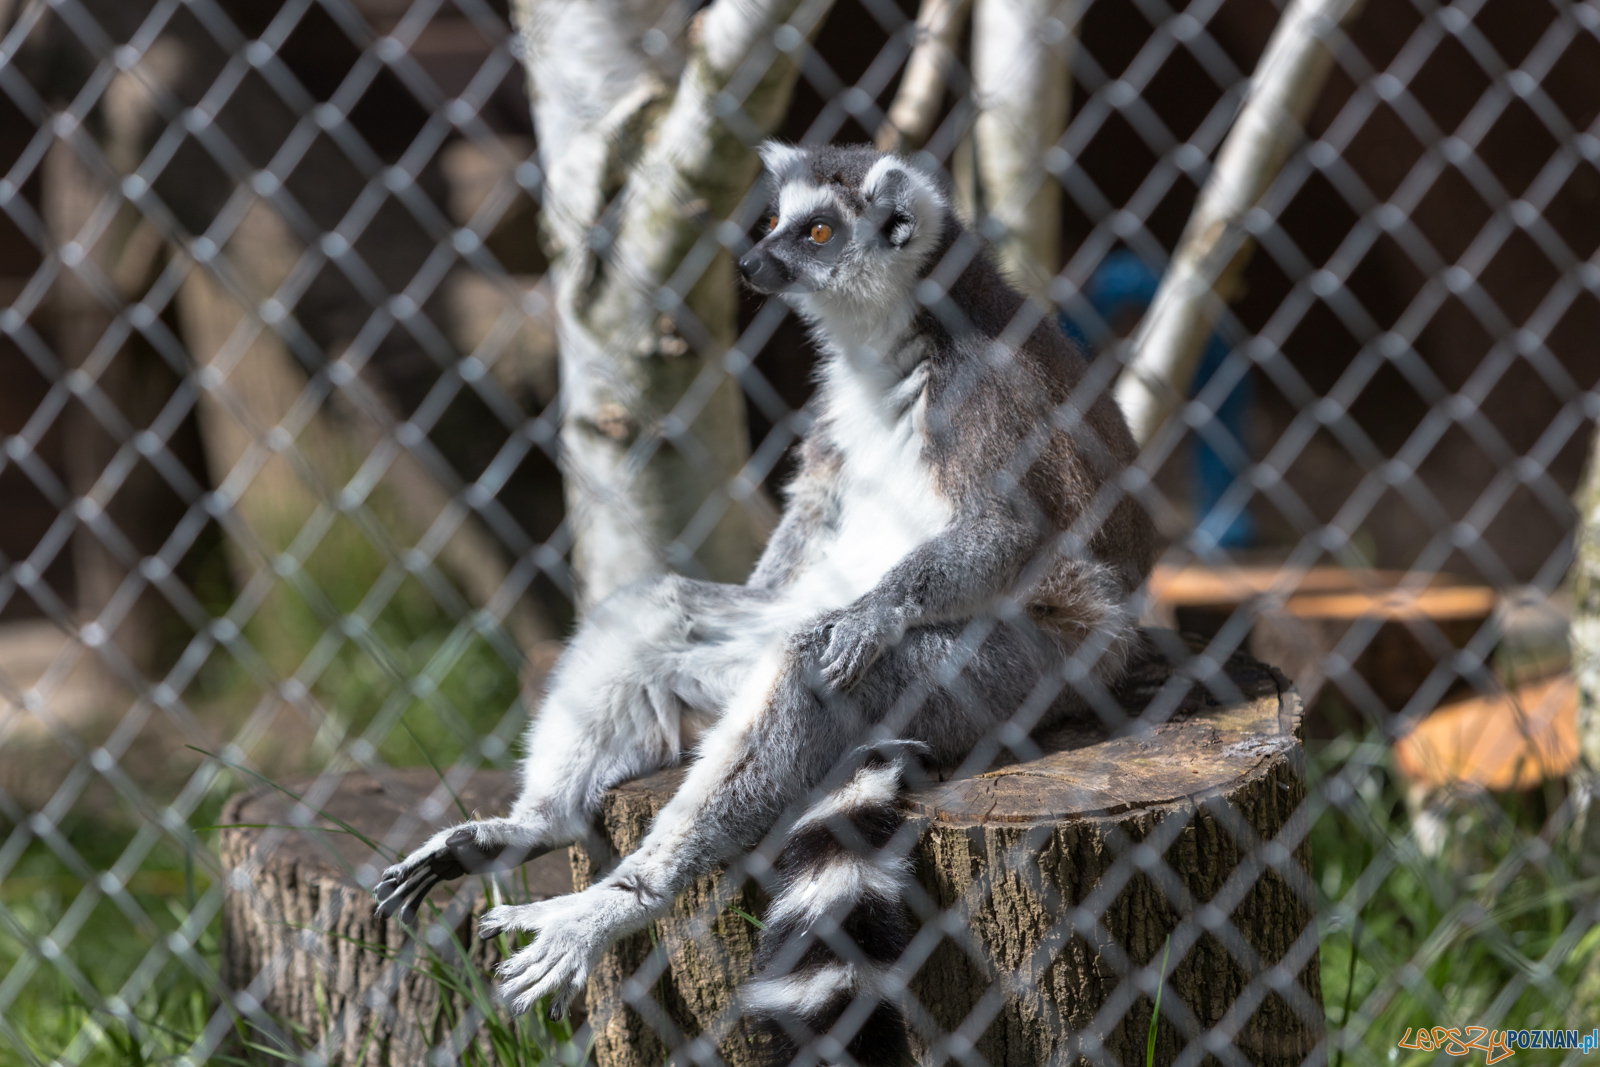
[1150,563,1498,726]
[1152,562,1585,793]
[1395,673,1578,792]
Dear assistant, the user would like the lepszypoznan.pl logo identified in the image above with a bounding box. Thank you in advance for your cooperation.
[1397,1026,1600,1060]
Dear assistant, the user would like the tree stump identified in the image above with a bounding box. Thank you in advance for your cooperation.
[576,643,1322,1067]
[220,643,1322,1066]
[219,768,571,1065]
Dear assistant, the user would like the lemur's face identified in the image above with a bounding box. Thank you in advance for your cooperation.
[738,143,946,300]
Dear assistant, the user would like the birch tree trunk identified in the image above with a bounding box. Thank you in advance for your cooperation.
[875,0,972,154]
[966,0,1070,301]
[1114,0,1364,446]
[511,0,833,609]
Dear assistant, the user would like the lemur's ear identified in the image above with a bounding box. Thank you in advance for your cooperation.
[759,141,808,179]
[862,157,945,250]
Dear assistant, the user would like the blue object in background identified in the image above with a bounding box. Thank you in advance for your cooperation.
[1060,250,1255,549]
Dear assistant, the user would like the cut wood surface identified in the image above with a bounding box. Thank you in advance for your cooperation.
[220,642,1321,1066]
[1396,673,1578,791]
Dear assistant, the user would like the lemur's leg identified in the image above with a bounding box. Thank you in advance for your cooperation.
[480,615,1082,1017]
[374,575,776,923]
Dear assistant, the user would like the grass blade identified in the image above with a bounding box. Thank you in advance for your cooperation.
[1147,934,1171,1067]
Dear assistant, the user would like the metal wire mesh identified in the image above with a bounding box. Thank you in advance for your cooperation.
[0,0,1597,1064]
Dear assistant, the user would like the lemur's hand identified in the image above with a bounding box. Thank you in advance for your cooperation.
[481,885,644,1019]
[816,599,905,690]
[373,824,506,926]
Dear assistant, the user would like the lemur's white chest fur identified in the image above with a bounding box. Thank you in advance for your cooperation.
[785,339,954,611]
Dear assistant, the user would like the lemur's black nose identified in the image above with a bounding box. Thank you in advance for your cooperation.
[739,250,785,293]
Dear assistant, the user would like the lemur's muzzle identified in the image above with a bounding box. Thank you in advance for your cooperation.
[738,248,791,294]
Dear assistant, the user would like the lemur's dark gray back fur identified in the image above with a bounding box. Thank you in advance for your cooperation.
[920,211,1152,580]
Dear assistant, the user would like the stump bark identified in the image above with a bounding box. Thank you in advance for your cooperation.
[219,768,571,1065]
[220,643,1322,1066]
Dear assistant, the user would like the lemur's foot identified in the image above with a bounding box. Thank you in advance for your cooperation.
[480,886,644,1018]
[373,823,519,926]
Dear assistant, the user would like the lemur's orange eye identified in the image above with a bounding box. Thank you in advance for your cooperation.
[766,215,779,232]
[810,222,833,244]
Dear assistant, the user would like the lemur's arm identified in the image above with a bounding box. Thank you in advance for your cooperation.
[748,500,822,590]
[817,359,1106,689]
[748,435,839,590]
[816,496,1046,687]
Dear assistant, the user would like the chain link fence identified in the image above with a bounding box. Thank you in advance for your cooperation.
[1,0,1597,1064]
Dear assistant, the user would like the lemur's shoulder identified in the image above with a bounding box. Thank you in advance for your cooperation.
[914,223,1092,392]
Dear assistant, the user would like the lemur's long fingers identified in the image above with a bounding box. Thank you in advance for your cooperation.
[549,984,580,1020]
[503,960,572,1017]
[376,867,436,919]
[499,936,552,976]
[398,872,446,926]
[478,911,523,941]
[374,876,417,918]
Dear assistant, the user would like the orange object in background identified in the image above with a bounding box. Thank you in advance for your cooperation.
[1394,674,1579,792]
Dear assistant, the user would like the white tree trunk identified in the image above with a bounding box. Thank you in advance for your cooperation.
[513,0,833,609]
[1115,0,1364,446]
[967,0,1070,300]
[875,0,972,154]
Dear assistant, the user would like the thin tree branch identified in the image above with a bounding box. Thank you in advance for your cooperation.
[875,0,971,153]
[1115,0,1365,446]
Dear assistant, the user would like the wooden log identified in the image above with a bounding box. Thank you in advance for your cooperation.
[576,642,1322,1067]
[220,642,1321,1066]
[1151,563,1497,724]
[1395,673,1578,791]
[219,768,571,1065]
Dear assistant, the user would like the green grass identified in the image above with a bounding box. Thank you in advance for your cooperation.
[1145,935,1170,1067]
[0,822,585,1066]
[191,505,527,771]
[1310,730,1600,1066]
[0,814,233,1067]
[0,493,550,1064]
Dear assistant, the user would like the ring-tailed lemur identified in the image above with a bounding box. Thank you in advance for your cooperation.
[373,143,1156,1064]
